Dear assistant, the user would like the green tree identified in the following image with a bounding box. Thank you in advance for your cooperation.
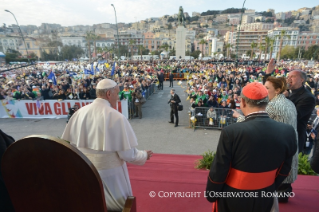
[280,45,295,59]
[277,30,291,61]
[199,39,207,57]
[269,38,275,60]
[85,31,94,62]
[190,50,201,59]
[264,36,271,59]
[250,41,257,59]
[128,39,136,59]
[169,47,176,57]
[225,43,233,58]
[256,19,261,22]
[61,46,84,60]
[160,43,170,52]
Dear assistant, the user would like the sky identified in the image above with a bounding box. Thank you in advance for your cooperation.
[0,0,318,27]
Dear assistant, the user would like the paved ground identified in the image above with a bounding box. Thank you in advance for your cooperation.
[0,81,221,155]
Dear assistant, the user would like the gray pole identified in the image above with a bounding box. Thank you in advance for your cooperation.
[235,0,246,68]
[111,4,120,60]
[5,10,30,63]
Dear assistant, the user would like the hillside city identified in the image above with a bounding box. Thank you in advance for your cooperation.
[1,5,319,62]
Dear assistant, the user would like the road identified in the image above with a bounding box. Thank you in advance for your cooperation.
[0,81,221,155]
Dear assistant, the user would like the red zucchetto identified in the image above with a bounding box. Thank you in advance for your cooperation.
[242,82,268,100]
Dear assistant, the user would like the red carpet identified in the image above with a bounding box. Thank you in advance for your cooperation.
[127,153,319,212]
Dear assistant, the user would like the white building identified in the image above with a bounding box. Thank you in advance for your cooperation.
[95,40,114,49]
[192,12,201,17]
[0,36,21,53]
[276,12,286,20]
[237,23,274,31]
[225,31,237,46]
[242,15,254,24]
[268,27,299,57]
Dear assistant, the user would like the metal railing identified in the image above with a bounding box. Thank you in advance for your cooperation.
[128,83,155,119]
[190,107,237,131]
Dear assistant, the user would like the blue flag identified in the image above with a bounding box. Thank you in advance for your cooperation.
[111,62,116,76]
[84,69,89,75]
[48,71,57,85]
[96,66,100,72]
[91,64,94,73]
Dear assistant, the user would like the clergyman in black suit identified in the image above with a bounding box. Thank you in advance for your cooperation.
[168,89,181,127]
[169,72,174,87]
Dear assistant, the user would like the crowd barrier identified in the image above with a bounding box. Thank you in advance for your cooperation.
[190,107,237,131]
[128,83,156,119]
[0,99,129,119]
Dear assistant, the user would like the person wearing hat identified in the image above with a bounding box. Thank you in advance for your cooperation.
[206,82,297,212]
[62,79,153,211]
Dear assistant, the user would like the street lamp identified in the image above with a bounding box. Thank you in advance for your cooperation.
[235,0,247,68]
[111,4,120,60]
[5,9,30,63]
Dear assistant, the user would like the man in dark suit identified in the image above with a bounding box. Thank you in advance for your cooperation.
[168,89,181,127]
[286,70,315,153]
[206,82,297,212]
[169,72,174,87]
[157,71,164,90]
[264,59,315,153]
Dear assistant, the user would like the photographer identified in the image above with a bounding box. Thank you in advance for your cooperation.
[67,104,79,123]
[168,89,181,127]
[132,87,143,119]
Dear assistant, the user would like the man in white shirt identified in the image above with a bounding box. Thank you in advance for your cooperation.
[62,78,153,211]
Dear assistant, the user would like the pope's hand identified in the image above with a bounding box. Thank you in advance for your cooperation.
[266,58,276,74]
[146,150,153,160]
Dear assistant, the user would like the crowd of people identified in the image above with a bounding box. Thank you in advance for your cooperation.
[1,58,319,212]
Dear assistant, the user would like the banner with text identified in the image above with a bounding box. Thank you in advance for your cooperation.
[0,99,128,119]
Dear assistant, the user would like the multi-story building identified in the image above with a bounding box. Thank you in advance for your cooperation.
[18,37,42,58]
[276,12,286,20]
[237,23,274,31]
[236,30,269,56]
[267,9,275,16]
[94,28,116,39]
[192,12,201,17]
[229,17,241,25]
[114,31,143,55]
[242,15,254,24]
[297,32,319,50]
[268,27,299,57]
[0,35,21,53]
[225,31,237,47]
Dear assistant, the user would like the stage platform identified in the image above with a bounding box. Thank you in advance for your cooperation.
[128,153,319,212]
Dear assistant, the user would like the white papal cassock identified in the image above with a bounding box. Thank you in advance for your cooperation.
[62,98,147,211]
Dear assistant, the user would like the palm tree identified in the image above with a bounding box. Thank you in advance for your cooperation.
[90,33,100,58]
[264,36,271,60]
[138,45,146,60]
[225,43,233,58]
[85,31,94,63]
[250,41,257,59]
[258,44,265,61]
[199,39,207,57]
[277,30,291,61]
[129,39,136,59]
[160,43,170,52]
[269,38,275,60]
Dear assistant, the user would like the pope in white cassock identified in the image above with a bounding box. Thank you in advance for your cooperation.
[62,79,153,211]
